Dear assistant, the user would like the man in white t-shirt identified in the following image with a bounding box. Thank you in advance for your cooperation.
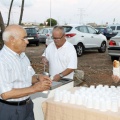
[42,26,77,81]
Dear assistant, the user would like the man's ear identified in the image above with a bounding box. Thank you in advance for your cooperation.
[9,36,15,45]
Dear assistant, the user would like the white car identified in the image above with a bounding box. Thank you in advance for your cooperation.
[46,24,107,57]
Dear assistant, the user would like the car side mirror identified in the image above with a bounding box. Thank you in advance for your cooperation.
[96,30,101,34]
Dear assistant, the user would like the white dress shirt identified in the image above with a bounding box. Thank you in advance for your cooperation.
[0,45,35,101]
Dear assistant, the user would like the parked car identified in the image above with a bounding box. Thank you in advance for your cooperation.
[107,24,120,33]
[95,27,117,39]
[46,24,107,57]
[24,27,39,46]
[38,28,53,43]
[108,32,120,61]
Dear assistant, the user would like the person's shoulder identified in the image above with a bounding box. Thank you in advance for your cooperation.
[47,42,55,48]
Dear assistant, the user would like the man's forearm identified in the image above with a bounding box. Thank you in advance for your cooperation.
[60,68,75,77]
[1,86,35,100]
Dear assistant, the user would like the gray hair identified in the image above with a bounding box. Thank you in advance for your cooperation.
[2,25,25,42]
[52,26,65,34]
[2,30,20,42]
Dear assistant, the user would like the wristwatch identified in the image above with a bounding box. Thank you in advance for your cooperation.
[59,73,64,78]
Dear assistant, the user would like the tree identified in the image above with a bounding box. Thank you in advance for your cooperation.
[39,23,44,26]
[0,12,5,33]
[46,18,57,26]
[7,0,14,26]
[19,0,25,25]
[0,11,5,49]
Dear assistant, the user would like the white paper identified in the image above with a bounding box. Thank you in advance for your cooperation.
[113,67,120,77]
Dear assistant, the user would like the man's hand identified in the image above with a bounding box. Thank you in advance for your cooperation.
[53,74,61,81]
[38,74,50,82]
[33,75,52,92]
[112,75,120,83]
[41,56,49,66]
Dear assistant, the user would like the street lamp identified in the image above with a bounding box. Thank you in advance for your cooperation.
[50,0,51,27]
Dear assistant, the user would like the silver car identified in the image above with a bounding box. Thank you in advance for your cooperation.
[108,32,120,61]
[38,28,53,43]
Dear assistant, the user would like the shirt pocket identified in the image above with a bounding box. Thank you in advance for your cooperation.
[25,66,35,84]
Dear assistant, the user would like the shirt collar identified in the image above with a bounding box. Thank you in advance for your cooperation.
[3,45,25,59]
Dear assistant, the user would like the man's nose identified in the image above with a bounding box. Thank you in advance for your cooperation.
[25,39,29,44]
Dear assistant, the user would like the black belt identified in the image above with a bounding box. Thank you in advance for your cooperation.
[0,98,31,106]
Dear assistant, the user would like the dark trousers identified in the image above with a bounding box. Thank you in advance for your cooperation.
[0,99,35,120]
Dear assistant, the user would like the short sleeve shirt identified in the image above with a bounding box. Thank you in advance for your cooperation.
[0,45,35,101]
[43,41,77,79]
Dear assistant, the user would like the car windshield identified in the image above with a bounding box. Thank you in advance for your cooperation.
[25,28,36,34]
[62,26,72,32]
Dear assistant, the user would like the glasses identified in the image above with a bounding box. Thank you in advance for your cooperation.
[51,34,64,40]
[20,36,28,41]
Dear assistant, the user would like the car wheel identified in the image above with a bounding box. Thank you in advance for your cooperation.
[111,56,119,62]
[76,43,84,57]
[98,42,106,53]
[36,42,39,46]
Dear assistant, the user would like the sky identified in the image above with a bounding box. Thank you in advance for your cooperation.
[0,0,120,25]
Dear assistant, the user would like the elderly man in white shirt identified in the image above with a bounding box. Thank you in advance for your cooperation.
[42,26,77,81]
[0,24,52,120]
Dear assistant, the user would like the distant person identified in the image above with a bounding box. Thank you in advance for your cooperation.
[112,60,120,84]
[41,26,77,81]
[0,24,52,120]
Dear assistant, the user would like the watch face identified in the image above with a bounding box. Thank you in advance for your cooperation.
[60,73,63,78]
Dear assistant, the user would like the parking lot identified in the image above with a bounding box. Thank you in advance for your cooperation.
[26,43,119,86]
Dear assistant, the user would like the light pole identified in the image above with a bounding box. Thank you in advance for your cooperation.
[50,0,51,27]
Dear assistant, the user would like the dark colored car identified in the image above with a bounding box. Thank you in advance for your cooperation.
[95,27,117,40]
[24,27,39,46]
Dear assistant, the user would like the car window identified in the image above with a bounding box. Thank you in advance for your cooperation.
[75,27,79,31]
[62,26,72,32]
[117,26,120,30]
[25,28,36,33]
[116,32,120,36]
[110,26,115,30]
[106,27,112,32]
[39,29,44,34]
[43,29,48,34]
[87,26,96,34]
[49,29,52,33]
[78,26,88,33]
